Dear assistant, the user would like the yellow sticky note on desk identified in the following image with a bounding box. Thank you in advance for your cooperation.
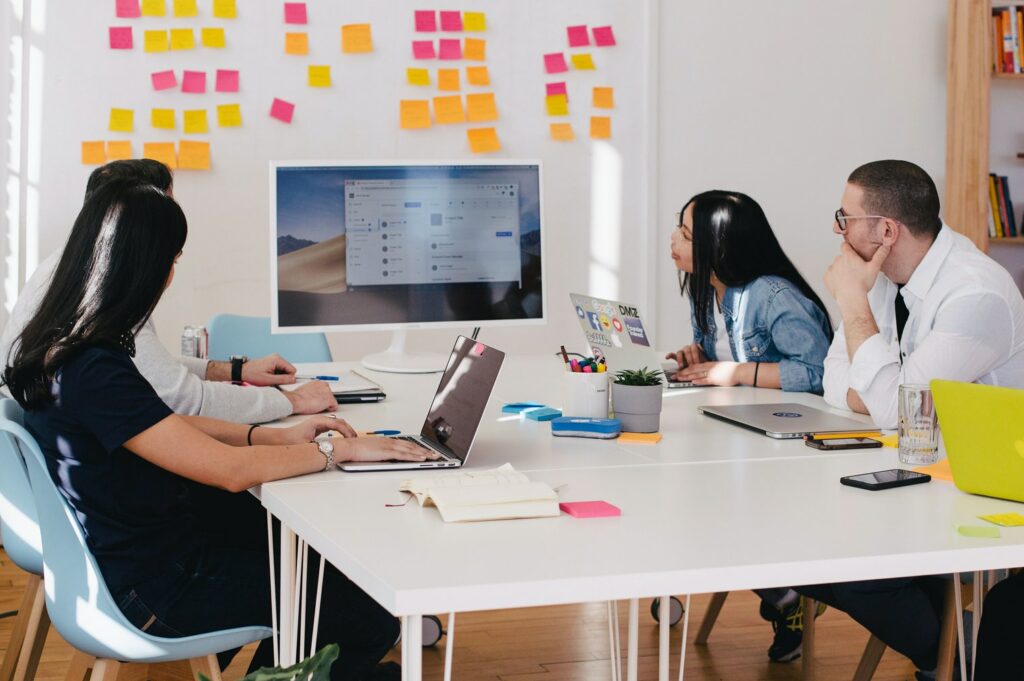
[216,103,242,127]
[618,432,663,444]
[173,0,197,17]
[466,92,497,122]
[464,37,486,61]
[151,108,176,130]
[341,24,373,53]
[212,0,236,19]
[956,524,1001,539]
[284,32,308,55]
[433,95,465,124]
[980,512,1024,527]
[177,140,210,170]
[550,122,574,141]
[81,141,106,165]
[308,65,331,88]
[399,100,432,129]
[183,109,208,133]
[202,27,226,48]
[912,458,954,482]
[144,29,169,53]
[545,94,568,116]
[467,127,500,154]
[438,68,460,91]
[590,115,611,139]
[407,68,430,86]
[141,0,166,17]
[463,12,486,31]
[466,66,490,86]
[106,140,132,161]
[571,53,596,70]
[109,108,134,132]
[170,28,195,50]
[143,142,177,169]
[593,86,615,109]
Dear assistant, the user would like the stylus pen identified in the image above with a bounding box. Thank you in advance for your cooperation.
[297,374,340,381]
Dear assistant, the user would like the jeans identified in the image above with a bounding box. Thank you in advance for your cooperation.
[974,571,1024,681]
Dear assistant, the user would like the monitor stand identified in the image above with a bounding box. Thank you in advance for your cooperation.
[361,329,447,374]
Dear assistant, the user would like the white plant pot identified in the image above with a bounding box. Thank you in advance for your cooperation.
[611,383,663,433]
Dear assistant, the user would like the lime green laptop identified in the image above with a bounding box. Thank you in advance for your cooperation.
[931,379,1024,503]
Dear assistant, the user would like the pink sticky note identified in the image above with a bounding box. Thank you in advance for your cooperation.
[215,69,239,92]
[544,52,569,74]
[283,2,306,24]
[151,69,177,90]
[412,40,436,59]
[438,38,462,60]
[560,501,621,518]
[567,25,590,47]
[181,70,206,93]
[439,10,462,31]
[546,82,568,99]
[116,0,141,18]
[270,97,294,123]
[109,26,133,49]
[414,10,436,32]
[593,25,617,47]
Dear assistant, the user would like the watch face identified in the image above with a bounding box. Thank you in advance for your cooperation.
[318,439,334,454]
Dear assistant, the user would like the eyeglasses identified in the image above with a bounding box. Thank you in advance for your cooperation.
[834,208,887,233]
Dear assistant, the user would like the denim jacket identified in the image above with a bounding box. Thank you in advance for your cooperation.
[691,275,832,394]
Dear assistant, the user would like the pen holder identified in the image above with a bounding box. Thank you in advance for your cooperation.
[563,371,610,418]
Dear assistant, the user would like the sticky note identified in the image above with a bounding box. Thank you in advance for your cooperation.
[593,86,614,109]
[116,0,140,18]
[173,0,197,17]
[523,405,559,420]
[466,66,489,86]
[466,92,497,122]
[467,128,500,154]
[270,98,295,123]
[545,94,568,116]
[183,109,208,133]
[433,95,465,124]
[590,115,611,139]
[439,38,461,60]
[144,30,169,52]
[215,69,239,93]
[109,27,133,50]
[412,40,436,59]
[980,512,1024,526]
[463,37,486,61]
[308,65,331,88]
[501,402,546,414]
[399,100,431,129]
[618,432,662,444]
[181,70,206,94]
[170,28,195,50]
[106,141,132,160]
[143,142,176,169]
[178,140,210,170]
[217,103,242,127]
[572,53,596,70]
[544,53,568,74]
[285,32,308,55]
[406,68,431,86]
[912,459,954,482]
[341,24,373,54]
[560,501,620,518]
[546,82,567,98]
[81,141,106,165]
[437,68,460,91]
[463,12,486,31]
[567,25,590,47]
[872,434,899,448]
[414,10,436,32]
[141,0,166,17]
[284,2,307,24]
[439,11,462,32]
[592,25,617,47]
[956,524,1001,539]
[151,108,176,130]
[201,27,226,48]
[109,108,134,132]
[151,70,177,90]
[212,0,236,19]
[550,122,574,141]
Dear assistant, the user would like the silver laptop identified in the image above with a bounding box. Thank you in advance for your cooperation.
[698,403,877,440]
[339,336,505,471]
[569,293,699,389]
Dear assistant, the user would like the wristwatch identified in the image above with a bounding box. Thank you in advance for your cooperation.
[229,354,248,383]
[316,439,335,472]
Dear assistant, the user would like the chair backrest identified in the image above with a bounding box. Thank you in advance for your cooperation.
[206,313,331,363]
[0,399,42,575]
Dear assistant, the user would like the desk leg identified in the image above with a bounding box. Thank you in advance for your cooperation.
[658,596,670,681]
[279,524,297,666]
[266,512,280,667]
[443,613,455,681]
[801,597,816,681]
[677,595,691,681]
[402,615,422,681]
[627,599,639,681]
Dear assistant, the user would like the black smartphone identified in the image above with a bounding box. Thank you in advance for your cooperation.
[840,469,932,491]
[805,437,883,451]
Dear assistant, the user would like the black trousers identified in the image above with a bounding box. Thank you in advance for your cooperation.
[974,571,1024,681]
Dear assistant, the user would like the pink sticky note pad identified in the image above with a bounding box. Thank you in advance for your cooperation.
[544,52,568,74]
[412,40,436,59]
[567,25,590,47]
[438,38,462,60]
[283,2,307,24]
[439,10,462,31]
[270,97,295,123]
[215,69,239,92]
[414,10,436,32]
[181,70,206,93]
[151,69,177,90]
[109,26,133,49]
[546,82,567,98]
[560,501,621,518]
[116,0,141,18]
[593,25,617,47]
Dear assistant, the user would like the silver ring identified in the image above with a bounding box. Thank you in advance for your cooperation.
[327,414,337,419]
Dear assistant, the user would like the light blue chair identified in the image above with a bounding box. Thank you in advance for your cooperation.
[0,398,272,681]
[206,314,331,363]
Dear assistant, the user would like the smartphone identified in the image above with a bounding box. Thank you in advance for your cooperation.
[840,469,932,491]
[805,437,883,451]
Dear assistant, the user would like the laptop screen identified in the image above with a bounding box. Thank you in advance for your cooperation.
[420,336,505,461]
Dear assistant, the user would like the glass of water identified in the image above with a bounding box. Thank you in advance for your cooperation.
[898,383,939,465]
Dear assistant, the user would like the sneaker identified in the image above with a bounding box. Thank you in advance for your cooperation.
[760,599,827,663]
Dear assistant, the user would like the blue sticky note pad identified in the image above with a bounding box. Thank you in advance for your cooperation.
[524,407,562,421]
[502,402,546,414]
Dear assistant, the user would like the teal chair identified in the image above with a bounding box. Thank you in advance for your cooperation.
[206,314,331,363]
[0,398,272,681]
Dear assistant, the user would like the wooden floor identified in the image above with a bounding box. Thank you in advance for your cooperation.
[1,549,919,681]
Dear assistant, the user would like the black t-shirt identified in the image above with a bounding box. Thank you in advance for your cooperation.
[24,345,198,591]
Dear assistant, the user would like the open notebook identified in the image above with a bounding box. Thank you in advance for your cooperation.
[280,371,385,401]
[399,464,559,522]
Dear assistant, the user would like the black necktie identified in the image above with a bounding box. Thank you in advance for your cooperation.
[895,285,909,344]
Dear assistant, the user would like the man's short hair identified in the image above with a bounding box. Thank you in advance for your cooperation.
[848,160,942,238]
[85,159,173,200]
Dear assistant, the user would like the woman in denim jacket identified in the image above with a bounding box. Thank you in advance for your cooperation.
[668,190,833,394]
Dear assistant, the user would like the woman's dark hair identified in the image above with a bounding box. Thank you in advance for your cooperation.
[4,179,187,408]
[85,159,173,199]
[679,190,833,338]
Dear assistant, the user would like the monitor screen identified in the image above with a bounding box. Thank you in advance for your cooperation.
[271,161,544,332]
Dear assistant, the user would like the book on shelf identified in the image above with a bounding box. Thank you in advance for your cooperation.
[988,173,1019,239]
[399,463,560,522]
[993,6,1024,73]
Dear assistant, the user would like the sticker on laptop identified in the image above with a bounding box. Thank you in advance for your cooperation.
[622,316,650,347]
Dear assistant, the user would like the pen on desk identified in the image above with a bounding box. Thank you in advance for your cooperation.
[296,374,340,381]
[559,345,571,370]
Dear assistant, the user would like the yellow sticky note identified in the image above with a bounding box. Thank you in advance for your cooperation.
[466,92,497,122]
[151,108,176,130]
[178,140,210,170]
[308,65,331,88]
[571,53,596,70]
[463,37,486,61]
[341,24,373,54]
[956,524,1001,539]
[980,512,1024,527]
[593,87,615,109]
[545,94,568,116]
[590,116,611,139]
[284,32,308,55]
[467,127,501,154]
[438,68,460,92]
[618,432,663,444]
[406,68,430,86]
[109,108,134,132]
[173,0,197,16]
[872,434,899,448]
[466,66,490,86]
[81,141,106,165]
[141,0,166,17]
[463,11,486,31]
[212,0,236,19]
[170,28,195,50]
[183,109,208,134]
[143,142,177,169]
[216,103,242,127]
[400,100,432,129]
[912,458,954,482]
[433,95,466,125]
[144,30,169,53]
[106,141,132,161]
[201,27,226,48]
[550,122,574,141]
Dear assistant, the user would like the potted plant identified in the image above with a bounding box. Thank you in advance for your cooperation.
[200,644,339,681]
[612,367,664,433]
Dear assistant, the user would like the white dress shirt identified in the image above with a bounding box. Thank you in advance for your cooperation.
[823,225,1024,429]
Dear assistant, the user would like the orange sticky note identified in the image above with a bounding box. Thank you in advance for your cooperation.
[173,0,197,17]
[216,103,242,127]
[407,68,430,86]
[308,65,331,87]
[285,32,308,55]
[590,115,611,139]
[433,95,466,124]
[466,66,490,86]
[545,94,568,116]
[141,0,166,17]
[399,100,432,129]
[550,122,574,141]
[466,92,497,122]
[143,142,177,169]
[618,432,662,444]
[183,109,208,133]
[151,108,176,130]
[467,127,500,154]
[202,27,226,48]
[341,24,373,53]
[572,53,596,70]
[170,28,195,50]
[106,140,132,160]
[178,140,210,170]
[212,0,236,19]
[81,141,106,165]
[463,11,486,31]
[144,29,169,52]
[109,108,134,132]
[463,37,486,61]
[438,68,460,91]
[593,87,614,109]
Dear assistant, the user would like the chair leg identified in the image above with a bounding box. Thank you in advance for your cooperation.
[12,576,49,681]
[0,575,43,681]
[852,635,887,681]
[64,652,95,681]
[188,655,222,681]
[694,592,728,645]
[935,582,973,681]
[801,597,817,681]
[90,661,121,681]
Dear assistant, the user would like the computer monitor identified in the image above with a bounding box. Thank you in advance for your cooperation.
[270,160,545,373]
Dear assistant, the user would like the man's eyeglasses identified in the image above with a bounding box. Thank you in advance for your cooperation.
[834,208,887,233]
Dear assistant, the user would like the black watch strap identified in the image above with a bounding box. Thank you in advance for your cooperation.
[231,356,245,382]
